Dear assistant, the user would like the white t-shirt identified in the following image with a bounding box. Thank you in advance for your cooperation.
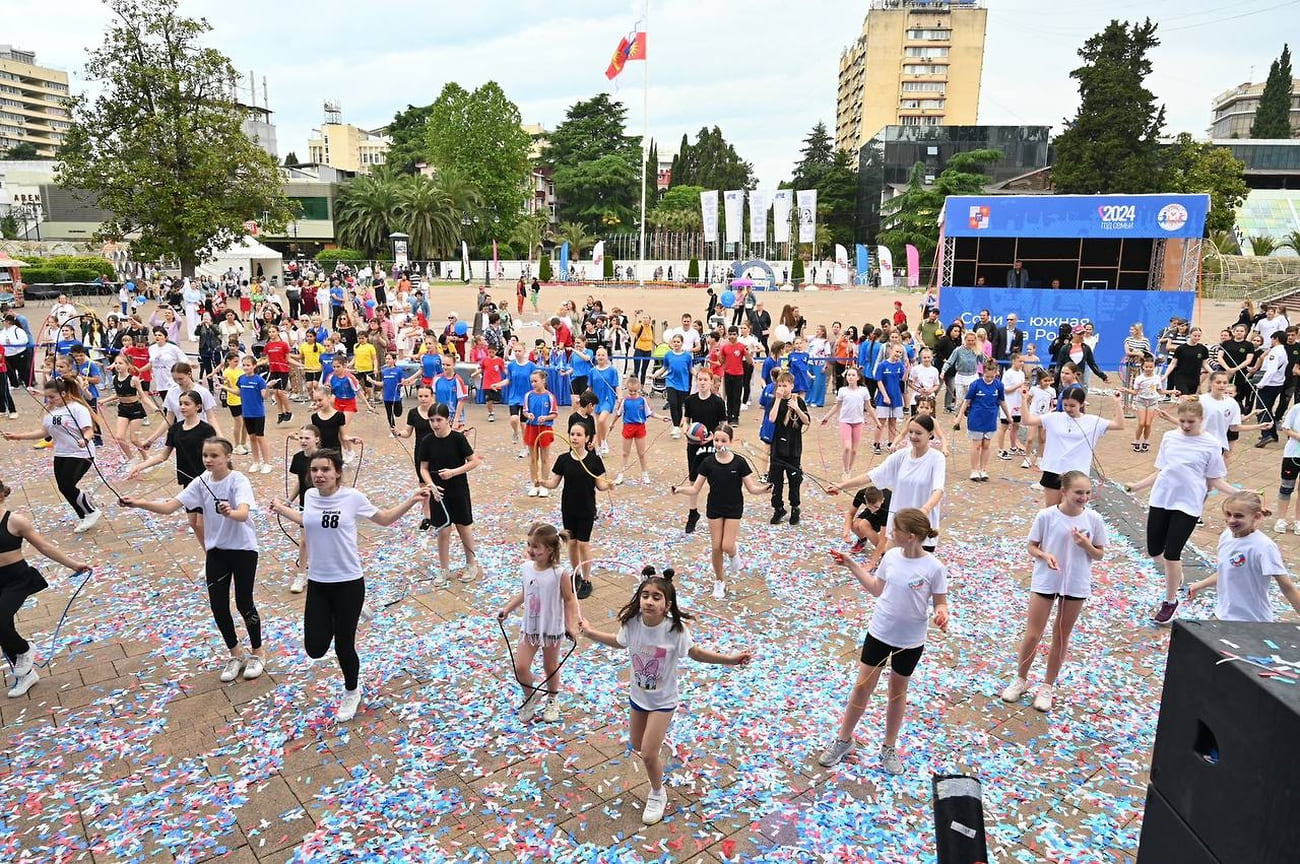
[1199,394,1241,451]
[303,487,378,583]
[666,327,701,354]
[521,561,567,643]
[1002,368,1026,412]
[148,342,188,389]
[1254,316,1286,344]
[869,446,946,533]
[1259,344,1287,387]
[1214,529,1289,622]
[176,471,258,551]
[51,302,78,326]
[1028,505,1108,598]
[1029,385,1055,417]
[908,365,940,405]
[616,615,695,711]
[164,382,218,422]
[1039,413,1110,476]
[43,402,95,458]
[867,548,948,649]
[835,386,871,424]
[1283,404,1300,459]
[1133,374,1162,401]
[1150,431,1227,517]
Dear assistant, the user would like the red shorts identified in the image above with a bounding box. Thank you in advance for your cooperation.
[524,425,554,448]
[334,397,357,413]
[622,422,647,440]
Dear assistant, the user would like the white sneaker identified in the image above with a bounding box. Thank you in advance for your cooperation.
[234,445,249,455]
[879,743,904,775]
[670,427,681,440]
[641,472,651,485]
[1021,457,1032,469]
[712,579,726,600]
[538,487,549,498]
[258,463,272,474]
[1001,677,1029,703]
[641,788,668,825]
[1032,684,1054,713]
[337,686,362,722]
[6,669,38,698]
[12,650,34,678]
[979,471,989,480]
[542,697,560,723]
[1294,522,1300,536]
[219,657,244,682]
[342,450,356,465]
[1275,519,1290,534]
[517,447,528,459]
[614,472,625,485]
[598,443,609,456]
[246,461,261,474]
[358,600,376,623]
[818,736,854,767]
[242,655,265,680]
[290,573,306,593]
[80,510,102,532]
[527,486,539,497]
[970,472,980,481]
[458,561,478,583]
[7,412,17,419]
[429,567,450,588]
[142,417,152,427]
[725,554,738,579]
[741,402,750,410]
[519,688,544,722]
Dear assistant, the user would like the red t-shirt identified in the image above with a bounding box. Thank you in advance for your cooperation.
[124,344,151,381]
[555,322,574,349]
[264,340,291,373]
[481,356,506,390]
[720,341,748,376]
[893,310,907,326]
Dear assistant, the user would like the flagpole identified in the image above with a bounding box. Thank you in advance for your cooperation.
[637,1,649,288]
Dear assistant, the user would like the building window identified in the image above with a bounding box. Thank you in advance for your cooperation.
[289,196,330,220]
[906,29,951,40]
[902,82,946,93]
[905,46,949,58]
[903,63,947,75]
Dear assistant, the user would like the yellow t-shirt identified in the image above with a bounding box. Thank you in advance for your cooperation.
[633,321,655,352]
[298,341,323,372]
[353,342,377,373]
[222,366,242,407]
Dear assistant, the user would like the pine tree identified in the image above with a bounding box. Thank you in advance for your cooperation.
[1251,44,1294,139]
[1052,19,1167,194]
[792,122,834,190]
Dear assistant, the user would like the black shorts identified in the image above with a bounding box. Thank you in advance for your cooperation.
[570,375,589,396]
[139,380,151,392]
[1034,591,1087,603]
[355,371,373,388]
[564,513,595,543]
[243,416,266,436]
[1146,506,1199,561]
[1039,471,1062,490]
[509,404,523,417]
[484,388,502,404]
[440,493,473,527]
[185,505,204,515]
[706,507,743,521]
[860,633,924,676]
[1227,429,1239,442]
[270,371,289,389]
[306,371,321,383]
[999,414,1022,425]
[229,404,242,418]
[117,401,146,421]
[1283,457,1300,486]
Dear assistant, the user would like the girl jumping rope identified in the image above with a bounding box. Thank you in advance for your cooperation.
[1189,490,1300,621]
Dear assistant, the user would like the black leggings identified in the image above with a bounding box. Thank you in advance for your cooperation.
[666,387,688,426]
[741,362,755,405]
[384,400,403,428]
[0,561,43,657]
[304,577,365,690]
[0,372,13,414]
[633,348,652,384]
[724,373,744,422]
[53,456,95,518]
[1146,506,1199,561]
[206,548,261,650]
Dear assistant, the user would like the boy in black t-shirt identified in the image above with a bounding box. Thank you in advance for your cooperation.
[767,372,809,525]
[568,390,598,444]
[682,369,727,533]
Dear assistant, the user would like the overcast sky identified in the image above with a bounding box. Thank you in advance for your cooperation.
[2,0,1291,186]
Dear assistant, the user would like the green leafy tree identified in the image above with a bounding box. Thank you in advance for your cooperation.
[670,126,755,191]
[644,139,659,210]
[385,103,435,175]
[544,95,641,229]
[878,150,1000,262]
[791,122,835,190]
[57,0,294,275]
[648,184,705,231]
[2,142,41,160]
[509,212,549,261]
[1251,44,1294,139]
[1052,19,1166,194]
[426,82,530,236]
[539,254,552,282]
[817,149,859,252]
[1161,134,1249,234]
[1282,229,1300,254]
[0,213,17,240]
[542,94,641,168]
[557,221,593,260]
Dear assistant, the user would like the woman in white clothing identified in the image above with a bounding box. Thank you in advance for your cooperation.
[1021,385,1125,507]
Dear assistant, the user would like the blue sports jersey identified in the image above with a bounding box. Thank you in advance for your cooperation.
[420,352,443,381]
[569,348,593,378]
[857,341,882,380]
[758,382,777,444]
[875,360,905,408]
[434,374,464,409]
[663,351,694,392]
[319,351,336,380]
[965,377,1006,433]
[505,359,537,406]
[56,339,78,356]
[381,365,404,402]
[760,355,784,387]
[787,352,812,393]
[237,373,267,418]
[589,365,620,411]
[524,390,557,426]
[330,375,357,401]
[76,360,101,400]
[622,395,648,424]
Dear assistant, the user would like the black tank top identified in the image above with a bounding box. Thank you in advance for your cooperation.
[0,511,23,553]
[113,372,138,399]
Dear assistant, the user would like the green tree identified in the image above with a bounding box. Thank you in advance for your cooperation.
[335,174,401,256]
[57,0,292,275]
[399,173,459,260]
[542,94,641,168]
[1052,19,1166,194]
[544,94,641,228]
[1252,44,1294,138]
[791,122,835,190]
[878,150,1001,262]
[644,139,659,210]
[1282,229,1300,254]
[0,213,18,239]
[538,254,552,282]
[282,151,300,167]
[1250,235,1279,256]
[426,82,530,235]
[648,184,705,231]
[385,103,435,175]
[670,126,755,191]
[1161,134,1249,234]
[557,221,593,260]
[817,149,859,251]
[2,142,41,160]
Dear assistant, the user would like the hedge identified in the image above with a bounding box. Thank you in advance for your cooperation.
[687,258,699,281]
[19,256,115,284]
[603,255,614,281]
[791,257,805,286]
[315,248,367,265]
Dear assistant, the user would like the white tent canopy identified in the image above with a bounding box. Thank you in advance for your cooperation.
[197,236,283,282]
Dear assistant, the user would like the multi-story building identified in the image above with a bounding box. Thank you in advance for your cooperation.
[835,1,987,155]
[1210,79,1300,139]
[0,46,71,159]
[307,104,390,175]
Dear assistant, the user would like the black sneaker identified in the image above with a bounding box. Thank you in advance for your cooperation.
[872,443,882,455]
[418,518,432,531]
[770,509,787,525]
[789,507,800,525]
[576,578,593,600]
[684,510,700,534]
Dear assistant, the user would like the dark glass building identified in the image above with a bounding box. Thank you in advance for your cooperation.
[856,125,1052,242]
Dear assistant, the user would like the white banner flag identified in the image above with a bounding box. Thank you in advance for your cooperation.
[748,189,769,243]
[591,240,605,267]
[877,245,895,288]
[834,243,849,286]
[772,189,793,243]
[700,191,719,244]
[796,189,818,243]
[723,190,744,245]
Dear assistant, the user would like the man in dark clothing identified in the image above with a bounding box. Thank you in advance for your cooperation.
[1006,261,1029,288]
[747,301,772,351]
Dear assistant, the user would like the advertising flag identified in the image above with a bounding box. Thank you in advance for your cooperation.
[723,190,744,245]
[592,240,605,268]
[749,189,769,243]
[877,245,894,288]
[834,244,849,286]
[700,191,719,243]
[772,189,793,243]
[460,241,470,283]
[796,189,817,243]
[855,244,871,286]
[559,242,570,281]
[905,244,920,288]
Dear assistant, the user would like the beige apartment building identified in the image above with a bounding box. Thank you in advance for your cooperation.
[0,46,71,159]
[307,118,391,175]
[835,1,987,154]
[1210,79,1300,139]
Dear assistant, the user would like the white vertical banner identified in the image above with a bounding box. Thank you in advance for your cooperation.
[700,191,719,244]
[591,240,605,268]
[723,190,744,245]
[748,189,769,243]
[877,245,895,288]
[772,189,793,243]
[834,243,849,285]
[796,189,818,243]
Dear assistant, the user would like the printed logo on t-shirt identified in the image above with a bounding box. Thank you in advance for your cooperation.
[319,509,341,528]
[1229,552,1247,568]
[632,647,666,690]
[908,578,928,592]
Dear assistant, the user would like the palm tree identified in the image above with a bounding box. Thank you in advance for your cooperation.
[1250,234,1279,256]
[510,212,548,261]
[558,221,593,259]
[397,174,458,261]
[335,175,401,255]
[1281,230,1300,255]
[1208,230,1240,255]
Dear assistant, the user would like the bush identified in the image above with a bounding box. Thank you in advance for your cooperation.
[791,257,805,286]
[687,258,699,281]
[19,266,62,284]
[61,268,100,282]
[539,255,553,282]
[45,256,114,279]
[477,240,516,260]
[315,248,367,265]
[603,255,614,281]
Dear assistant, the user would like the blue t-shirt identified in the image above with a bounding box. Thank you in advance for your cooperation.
[76,360,101,400]
[329,285,344,306]
[381,365,404,402]
[965,377,1006,433]
[330,374,357,401]
[760,356,784,388]
[875,360,905,408]
[524,390,557,427]
[420,352,443,381]
[857,341,882,380]
[663,351,694,392]
[622,395,648,424]
[319,351,336,380]
[237,373,267,418]
[589,365,620,412]
[569,348,593,378]
[787,352,811,393]
[56,339,78,356]
[758,382,777,444]
[434,374,463,409]
[505,359,537,406]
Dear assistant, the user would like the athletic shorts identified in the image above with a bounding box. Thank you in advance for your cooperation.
[270,371,289,389]
[305,371,321,383]
[630,698,675,714]
[1034,591,1087,603]
[117,401,146,421]
[355,371,373,388]
[228,404,242,418]
[999,414,1022,425]
[243,416,266,436]
[570,376,589,397]
[564,513,595,543]
[509,404,523,417]
[484,388,502,403]
[524,425,554,448]
[441,493,473,527]
[334,397,357,413]
[1146,506,1199,562]
[877,405,904,420]
[968,430,994,441]
[622,421,646,440]
[1283,457,1300,487]
[860,633,924,676]
[1039,471,1062,490]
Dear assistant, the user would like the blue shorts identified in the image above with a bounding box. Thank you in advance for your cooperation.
[630,697,676,714]
[598,397,616,415]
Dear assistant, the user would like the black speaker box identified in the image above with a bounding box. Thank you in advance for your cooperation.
[1141,619,1300,864]
[1137,786,1218,864]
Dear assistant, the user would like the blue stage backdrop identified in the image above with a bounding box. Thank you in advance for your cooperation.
[944,193,1210,239]
[939,287,1195,370]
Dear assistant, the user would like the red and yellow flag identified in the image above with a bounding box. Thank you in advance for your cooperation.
[605,30,647,80]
